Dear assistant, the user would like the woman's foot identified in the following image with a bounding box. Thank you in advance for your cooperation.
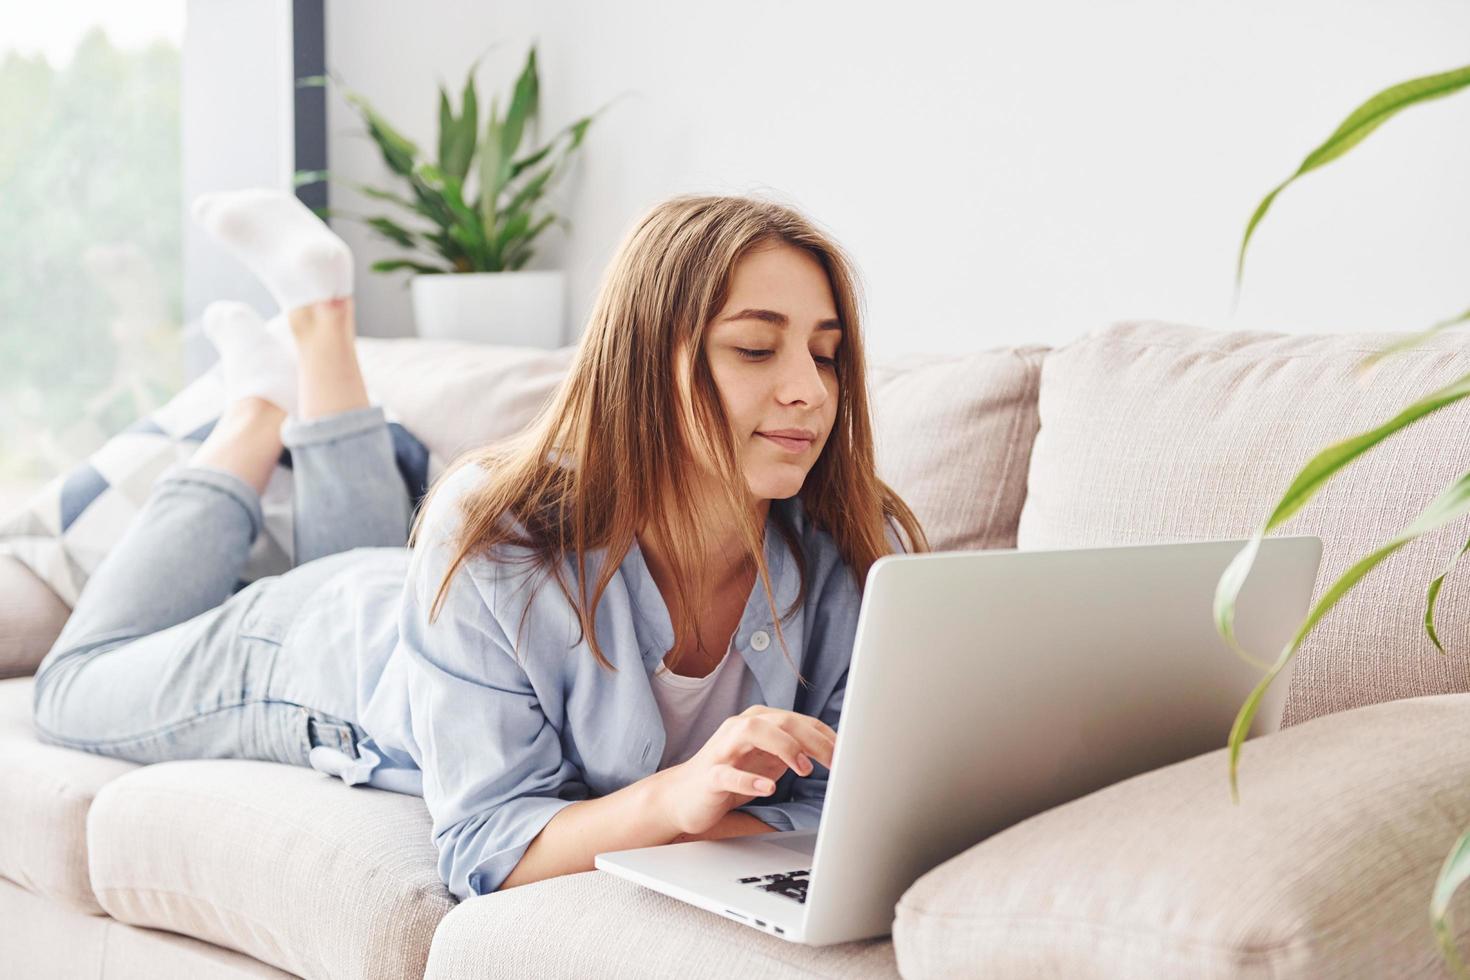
[192,188,353,315]
[202,301,300,419]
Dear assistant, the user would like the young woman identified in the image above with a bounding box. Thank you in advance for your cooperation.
[31,189,929,901]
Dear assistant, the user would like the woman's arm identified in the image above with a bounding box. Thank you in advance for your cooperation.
[501,701,836,888]
[497,769,776,890]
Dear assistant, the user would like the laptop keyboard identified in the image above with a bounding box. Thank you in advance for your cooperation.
[737,868,810,903]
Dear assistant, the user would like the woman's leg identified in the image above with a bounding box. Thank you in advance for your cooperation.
[30,400,330,765]
[284,294,413,565]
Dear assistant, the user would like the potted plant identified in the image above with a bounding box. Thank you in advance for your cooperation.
[1211,63,1470,972]
[295,45,608,346]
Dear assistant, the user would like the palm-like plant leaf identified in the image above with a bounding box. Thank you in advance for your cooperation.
[1214,369,1470,656]
[292,48,600,275]
[1221,59,1470,975]
[1222,467,1470,803]
[1235,64,1470,288]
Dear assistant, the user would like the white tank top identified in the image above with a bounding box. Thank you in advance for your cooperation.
[651,635,751,769]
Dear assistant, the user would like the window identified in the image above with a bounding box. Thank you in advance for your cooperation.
[0,4,186,513]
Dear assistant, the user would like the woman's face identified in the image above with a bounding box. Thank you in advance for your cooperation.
[680,242,843,503]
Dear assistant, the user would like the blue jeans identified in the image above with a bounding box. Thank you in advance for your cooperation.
[30,404,411,768]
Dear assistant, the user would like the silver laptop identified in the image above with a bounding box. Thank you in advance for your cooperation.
[596,536,1322,946]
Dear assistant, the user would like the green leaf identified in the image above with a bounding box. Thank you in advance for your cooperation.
[1432,827,1470,979]
[1215,367,1470,657]
[1236,64,1470,287]
[493,210,531,253]
[436,72,478,183]
[365,216,419,249]
[1224,468,1470,803]
[342,89,421,178]
[293,169,329,188]
[1426,535,1470,654]
[452,70,479,180]
[1359,305,1470,373]
[500,46,540,163]
[437,85,454,175]
[480,93,505,251]
[501,165,555,219]
[370,258,449,275]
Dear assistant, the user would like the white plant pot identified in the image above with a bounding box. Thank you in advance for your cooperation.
[410,270,566,347]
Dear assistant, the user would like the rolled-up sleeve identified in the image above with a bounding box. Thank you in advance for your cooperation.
[398,482,588,900]
[735,517,907,833]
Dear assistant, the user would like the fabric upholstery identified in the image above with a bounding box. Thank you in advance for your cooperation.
[0,554,69,679]
[424,869,898,979]
[893,691,1470,978]
[0,876,294,979]
[0,677,138,914]
[354,336,576,478]
[1019,320,1470,726]
[86,758,455,980]
[870,346,1047,551]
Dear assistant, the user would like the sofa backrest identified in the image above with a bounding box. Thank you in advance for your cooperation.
[357,336,1051,553]
[1020,319,1470,727]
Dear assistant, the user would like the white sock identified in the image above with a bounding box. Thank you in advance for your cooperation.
[192,188,353,314]
[262,312,300,372]
[202,301,300,417]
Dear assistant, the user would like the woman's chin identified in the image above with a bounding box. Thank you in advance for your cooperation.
[746,467,808,501]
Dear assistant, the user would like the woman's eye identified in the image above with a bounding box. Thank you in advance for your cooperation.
[735,347,838,368]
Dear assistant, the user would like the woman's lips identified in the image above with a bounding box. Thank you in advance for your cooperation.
[758,432,813,452]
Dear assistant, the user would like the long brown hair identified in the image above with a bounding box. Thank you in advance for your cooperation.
[411,193,929,682]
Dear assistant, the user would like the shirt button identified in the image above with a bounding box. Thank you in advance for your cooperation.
[750,630,770,651]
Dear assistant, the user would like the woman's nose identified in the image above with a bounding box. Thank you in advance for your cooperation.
[778,352,829,406]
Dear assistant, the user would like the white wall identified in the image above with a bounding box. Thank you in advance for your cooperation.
[182,0,294,375]
[325,0,1470,358]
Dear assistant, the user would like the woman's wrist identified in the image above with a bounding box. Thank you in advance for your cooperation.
[638,762,688,836]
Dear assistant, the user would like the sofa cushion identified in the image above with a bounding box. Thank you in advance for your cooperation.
[1019,320,1470,726]
[871,346,1047,551]
[0,875,296,979]
[86,758,455,980]
[0,676,139,913]
[424,869,898,979]
[0,554,69,678]
[354,336,577,472]
[893,691,1470,978]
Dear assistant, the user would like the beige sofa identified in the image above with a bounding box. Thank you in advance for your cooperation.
[7,319,1470,979]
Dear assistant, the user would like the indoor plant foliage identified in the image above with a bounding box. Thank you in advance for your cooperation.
[296,46,609,343]
[1212,63,1470,972]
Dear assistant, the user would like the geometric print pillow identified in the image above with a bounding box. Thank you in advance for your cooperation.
[0,360,433,609]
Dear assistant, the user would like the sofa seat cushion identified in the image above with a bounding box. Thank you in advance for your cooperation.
[893,691,1470,979]
[0,554,70,679]
[424,869,898,979]
[870,346,1047,551]
[0,676,139,913]
[1019,320,1470,726]
[86,759,456,980]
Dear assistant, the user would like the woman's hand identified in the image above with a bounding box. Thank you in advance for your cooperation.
[654,705,836,838]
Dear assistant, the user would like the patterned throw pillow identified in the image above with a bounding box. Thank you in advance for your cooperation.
[0,362,433,608]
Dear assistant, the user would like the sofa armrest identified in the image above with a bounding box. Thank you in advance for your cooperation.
[0,555,69,679]
[893,691,1470,979]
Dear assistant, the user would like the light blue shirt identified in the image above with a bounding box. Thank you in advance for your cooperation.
[303,460,894,901]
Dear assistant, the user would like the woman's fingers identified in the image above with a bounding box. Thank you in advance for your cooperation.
[731,715,836,774]
[714,763,775,797]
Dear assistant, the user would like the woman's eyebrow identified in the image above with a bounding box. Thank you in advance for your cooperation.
[717,308,843,333]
